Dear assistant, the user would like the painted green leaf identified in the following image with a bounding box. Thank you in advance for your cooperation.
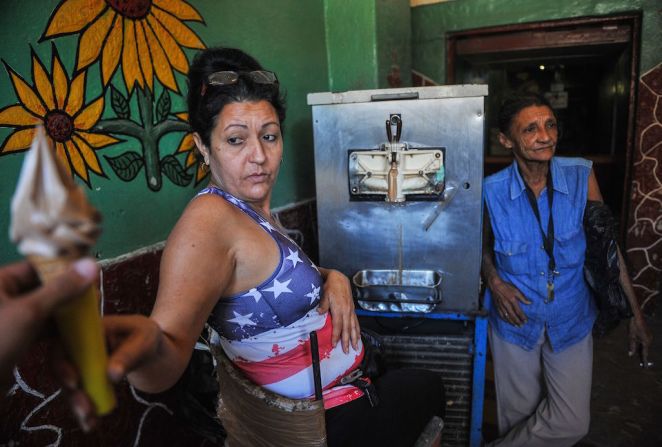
[110,85,130,119]
[161,155,192,186]
[104,151,144,181]
[156,89,171,122]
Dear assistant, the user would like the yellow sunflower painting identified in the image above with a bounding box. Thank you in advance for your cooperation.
[41,0,205,93]
[0,44,118,184]
[174,112,208,184]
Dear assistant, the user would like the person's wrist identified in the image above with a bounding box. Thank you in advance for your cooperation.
[632,314,648,327]
[487,273,502,290]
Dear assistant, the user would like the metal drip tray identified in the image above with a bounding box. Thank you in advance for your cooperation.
[352,269,442,313]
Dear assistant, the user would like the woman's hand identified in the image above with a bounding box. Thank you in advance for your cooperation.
[317,268,360,354]
[52,314,163,431]
[628,316,653,368]
[488,274,531,327]
[103,315,163,383]
[614,246,654,368]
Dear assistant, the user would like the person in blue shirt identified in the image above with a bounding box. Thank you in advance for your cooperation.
[482,93,652,447]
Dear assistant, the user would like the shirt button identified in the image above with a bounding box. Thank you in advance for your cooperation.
[540,271,545,276]
[541,245,545,250]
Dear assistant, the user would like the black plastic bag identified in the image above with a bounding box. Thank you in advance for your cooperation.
[359,328,386,379]
[583,201,633,337]
[174,328,226,443]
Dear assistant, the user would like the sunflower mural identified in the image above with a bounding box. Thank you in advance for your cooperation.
[0,44,118,184]
[42,0,206,93]
[0,0,209,190]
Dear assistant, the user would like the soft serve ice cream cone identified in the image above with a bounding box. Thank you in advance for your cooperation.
[10,126,115,415]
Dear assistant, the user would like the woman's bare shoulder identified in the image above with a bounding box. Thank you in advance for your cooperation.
[165,194,240,255]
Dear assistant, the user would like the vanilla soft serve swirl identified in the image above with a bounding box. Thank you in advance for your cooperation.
[10,126,100,258]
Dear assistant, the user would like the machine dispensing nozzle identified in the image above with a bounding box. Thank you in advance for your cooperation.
[387,152,399,202]
[385,114,403,203]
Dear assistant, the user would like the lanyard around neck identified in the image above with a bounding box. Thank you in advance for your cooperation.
[523,169,556,302]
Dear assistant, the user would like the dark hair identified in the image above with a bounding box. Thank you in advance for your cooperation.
[186,47,286,148]
[497,93,555,135]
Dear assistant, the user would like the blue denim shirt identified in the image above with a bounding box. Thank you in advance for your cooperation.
[484,157,597,352]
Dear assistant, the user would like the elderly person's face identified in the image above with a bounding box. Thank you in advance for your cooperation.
[196,100,282,204]
[499,105,557,164]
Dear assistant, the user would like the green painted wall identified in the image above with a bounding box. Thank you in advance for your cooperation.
[376,0,412,88]
[324,0,378,91]
[11,1,653,265]
[0,0,329,263]
[199,0,330,208]
[324,0,412,90]
[411,0,662,82]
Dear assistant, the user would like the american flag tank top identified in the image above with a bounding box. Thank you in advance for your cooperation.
[199,186,364,409]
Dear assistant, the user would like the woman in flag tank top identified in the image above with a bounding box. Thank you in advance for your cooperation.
[102,47,444,446]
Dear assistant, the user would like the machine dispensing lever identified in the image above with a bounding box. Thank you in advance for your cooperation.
[385,114,402,144]
[385,114,403,203]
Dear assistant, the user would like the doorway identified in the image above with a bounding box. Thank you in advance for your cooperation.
[447,13,641,229]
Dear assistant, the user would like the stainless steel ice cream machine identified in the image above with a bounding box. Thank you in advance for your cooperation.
[308,85,489,447]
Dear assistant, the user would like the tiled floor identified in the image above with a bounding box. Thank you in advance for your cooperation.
[482,311,662,446]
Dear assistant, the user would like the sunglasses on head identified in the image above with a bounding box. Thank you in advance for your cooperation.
[201,70,278,96]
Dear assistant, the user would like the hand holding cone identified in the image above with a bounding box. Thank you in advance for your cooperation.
[10,127,115,415]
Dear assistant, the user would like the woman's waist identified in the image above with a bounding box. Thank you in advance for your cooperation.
[220,310,362,368]
[499,268,589,300]
[499,286,593,321]
[221,314,364,395]
[489,294,596,352]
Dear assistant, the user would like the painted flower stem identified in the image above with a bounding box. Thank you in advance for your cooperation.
[136,87,161,190]
[94,119,143,138]
[94,87,190,191]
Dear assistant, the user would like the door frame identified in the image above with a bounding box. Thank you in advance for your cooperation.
[447,13,642,237]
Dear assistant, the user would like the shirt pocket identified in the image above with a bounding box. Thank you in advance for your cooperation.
[554,228,585,269]
[494,239,529,275]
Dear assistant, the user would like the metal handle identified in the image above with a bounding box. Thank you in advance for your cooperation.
[385,114,402,144]
[370,92,419,101]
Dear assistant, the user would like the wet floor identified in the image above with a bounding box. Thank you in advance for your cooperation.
[482,311,662,446]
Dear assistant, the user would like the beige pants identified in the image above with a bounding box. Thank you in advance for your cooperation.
[487,325,593,447]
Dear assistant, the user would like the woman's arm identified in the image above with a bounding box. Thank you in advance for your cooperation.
[616,249,653,365]
[317,268,360,353]
[482,208,531,327]
[109,198,235,393]
[587,169,652,366]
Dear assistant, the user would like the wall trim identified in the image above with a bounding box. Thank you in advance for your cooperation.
[99,198,317,266]
[100,241,166,267]
[272,197,316,213]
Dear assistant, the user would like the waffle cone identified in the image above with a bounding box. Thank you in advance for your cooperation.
[28,255,78,282]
